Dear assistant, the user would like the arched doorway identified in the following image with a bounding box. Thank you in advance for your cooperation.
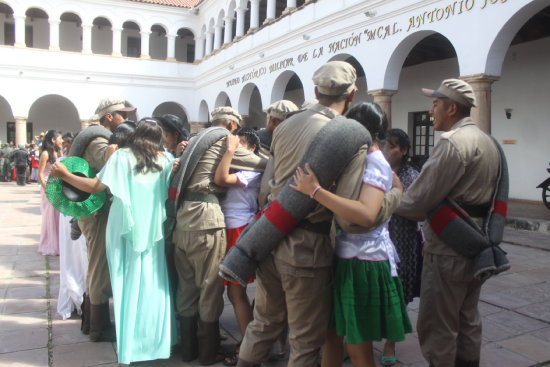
[198,100,210,123]
[0,95,15,144]
[328,54,369,104]
[0,3,14,46]
[215,92,232,107]
[176,28,195,63]
[92,17,112,55]
[60,12,82,52]
[152,102,190,132]
[122,21,140,57]
[150,24,168,60]
[25,8,49,49]
[271,71,304,107]
[239,83,264,128]
[28,95,81,137]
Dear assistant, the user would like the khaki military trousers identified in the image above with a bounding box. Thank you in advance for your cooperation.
[78,204,112,305]
[174,228,226,322]
[417,252,484,366]
[239,253,333,367]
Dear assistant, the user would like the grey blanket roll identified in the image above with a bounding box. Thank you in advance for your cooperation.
[219,116,372,286]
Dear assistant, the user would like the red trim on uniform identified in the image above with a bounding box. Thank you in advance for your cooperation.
[493,200,507,218]
[430,205,458,235]
[168,187,178,201]
[264,200,299,235]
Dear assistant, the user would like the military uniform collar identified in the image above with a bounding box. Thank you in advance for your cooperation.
[449,116,476,131]
[308,103,339,120]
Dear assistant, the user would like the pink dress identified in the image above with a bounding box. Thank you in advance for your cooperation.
[39,161,60,256]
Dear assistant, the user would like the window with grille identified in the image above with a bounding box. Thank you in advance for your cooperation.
[411,111,433,170]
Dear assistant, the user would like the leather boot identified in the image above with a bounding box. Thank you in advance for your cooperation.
[197,319,224,365]
[80,293,90,335]
[89,303,116,342]
[180,316,199,362]
[455,357,480,367]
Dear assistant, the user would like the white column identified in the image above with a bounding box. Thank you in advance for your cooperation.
[204,31,213,56]
[266,0,276,22]
[112,27,122,56]
[49,19,60,51]
[195,35,204,61]
[15,117,27,145]
[140,31,151,58]
[236,7,247,38]
[167,34,176,61]
[250,0,260,31]
[82,23,92,54]
[285,0,297,13]
[214,25,223,50]
[224,16,234,44]
[14,14,26,48]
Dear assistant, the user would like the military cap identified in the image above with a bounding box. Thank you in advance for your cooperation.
[211,106,242,125]
[312,61,357,96]
[265,100,299,120]
[95,97,136,120]
[422,78,477,108]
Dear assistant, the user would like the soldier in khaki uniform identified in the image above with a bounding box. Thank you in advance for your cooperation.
[78,98,136,342]
[237,62,358,367]
[396,79,500,367]
[174,106,266,365]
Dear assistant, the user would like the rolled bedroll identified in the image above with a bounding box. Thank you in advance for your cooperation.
[219,115,372,286]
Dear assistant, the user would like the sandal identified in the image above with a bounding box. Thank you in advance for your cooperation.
[381,355,396,366]
[223,344,239,366]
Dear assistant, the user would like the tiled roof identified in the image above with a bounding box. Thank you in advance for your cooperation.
[125,0,202,9]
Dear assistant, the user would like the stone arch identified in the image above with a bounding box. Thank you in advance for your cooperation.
[152,102,190,132]
[215,92,232,108]
[176,28,195,63]
[0,94,15,144]
[0,2,14,46]
[270,71,305,107]
[92,17,112,55]
[150,23,168,60]
[227,0,237,41]
[198,100,209,123]
[60,12,82,52]
[122,20,141,57]
[238,83,264,128]
[25,7,49,49]
[28,95,80,137]
[216,9,225,47]
[328,54,369,104]
[485,0,550,76]
[384,31,456,91]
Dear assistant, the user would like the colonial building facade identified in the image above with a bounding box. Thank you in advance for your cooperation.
[0,0,549,201]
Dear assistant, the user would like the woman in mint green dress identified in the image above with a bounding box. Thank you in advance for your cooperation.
[51,118,176,364]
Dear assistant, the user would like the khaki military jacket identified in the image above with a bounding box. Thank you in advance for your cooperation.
[398,117,500,255]
[176,136,266,232]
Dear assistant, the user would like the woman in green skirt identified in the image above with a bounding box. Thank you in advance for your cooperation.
[291,103,412,367]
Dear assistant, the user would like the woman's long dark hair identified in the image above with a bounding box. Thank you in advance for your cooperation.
[345,102,388,142]
[41,130,61,164]
[387,128,411,167]
[129,118,165,174]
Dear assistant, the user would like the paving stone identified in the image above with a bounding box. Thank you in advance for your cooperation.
[53,341,118,367]
[0,347,49,367]
[3,276,46,288]
[482,317,523,342]
[497,334,550,362]
[478,301,503,316]
[0,310,48,332]
[52,316,91,346]
[485,310,548,334]
[0,326,48,353]
[516,300,550,323]
[13,259,47,271]
[2,298,47,314]
[532,327,550,344]
[480,342,536,367]
[6,285,46,300]
[485,271,545,290]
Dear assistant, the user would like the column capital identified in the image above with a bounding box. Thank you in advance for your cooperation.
[236,7,248,13]
[460,74,500,89]
[459,74,499,133]
[368,89,398,98]
[167,34,177,40]
[48,19,61,25]
[14,116,28,122]
[140,30,152,36]
[13,14,26,21]
[224,16,234,22]
[81,23,93,29]
[215,24,224,30]
[251,0,260,4]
